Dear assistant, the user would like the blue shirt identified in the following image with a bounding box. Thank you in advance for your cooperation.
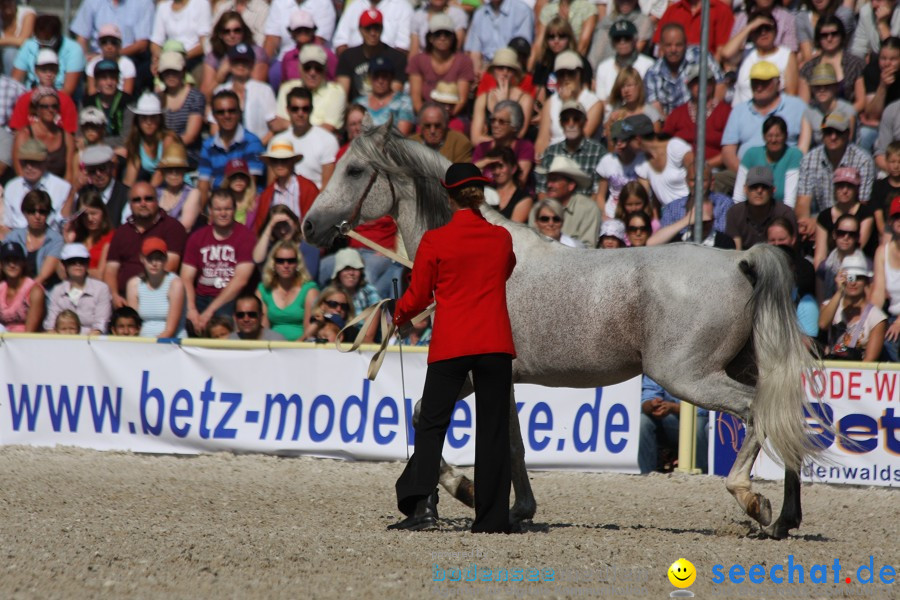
[660,192,733,234]
[643,46,724,116]
[463,0,534,60]
[70,0,156,54]
[721,94,807,159]
[13,38,85,90]
[354,92,415,127]
[197,125,264,189]
[641,375,708,417]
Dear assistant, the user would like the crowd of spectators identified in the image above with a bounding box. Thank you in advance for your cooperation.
[5,0,900,469]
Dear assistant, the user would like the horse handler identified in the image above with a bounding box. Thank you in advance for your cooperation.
[386,163,517,534]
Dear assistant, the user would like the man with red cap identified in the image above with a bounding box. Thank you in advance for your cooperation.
[387,162,516,534]
[332,0,412,54]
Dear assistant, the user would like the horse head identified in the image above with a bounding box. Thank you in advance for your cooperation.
[302,118,452,252]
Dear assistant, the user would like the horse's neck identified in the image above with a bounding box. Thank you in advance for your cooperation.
[395,186,428,260]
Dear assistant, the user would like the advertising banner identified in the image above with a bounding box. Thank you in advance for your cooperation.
[0,338,642,472]
[712,365,900,487]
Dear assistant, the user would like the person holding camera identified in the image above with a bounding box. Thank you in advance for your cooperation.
[819,254,886,362]
[386,162,516,534]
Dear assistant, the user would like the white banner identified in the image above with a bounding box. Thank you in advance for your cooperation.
[0,338,641,472]
[750,365,900,486]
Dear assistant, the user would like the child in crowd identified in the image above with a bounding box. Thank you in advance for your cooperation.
[206,315,234,339]
[871,141,900,240]
[85,24,136,95]
[53,310,81,335]
[71,107,111,188]
[83,59,133,146]
[314,312,345,343]
[222,159,259,226]
[108,307,142,336]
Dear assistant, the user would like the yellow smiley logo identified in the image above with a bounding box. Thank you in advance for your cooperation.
[668,558,697,588]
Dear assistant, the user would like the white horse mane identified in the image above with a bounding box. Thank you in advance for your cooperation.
[350,124,454,232]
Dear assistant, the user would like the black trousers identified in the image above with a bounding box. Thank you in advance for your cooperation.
[395,353,512,533]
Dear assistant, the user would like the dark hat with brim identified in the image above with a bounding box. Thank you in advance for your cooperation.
[441,163,490,190]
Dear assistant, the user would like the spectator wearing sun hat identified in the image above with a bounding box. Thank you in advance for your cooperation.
[44,243,112,335]
[530,155,601,248]
[598,219,628,248]
[263,0,335,65]
[3,138,71,232]
[410,0,468,56]
[336,8,408,103]
[85,24,137,95]
[333,0,413,53]
[253,139,319,233]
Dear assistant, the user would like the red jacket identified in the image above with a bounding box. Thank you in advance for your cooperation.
[253,175,319,234]
[394,208,516,363]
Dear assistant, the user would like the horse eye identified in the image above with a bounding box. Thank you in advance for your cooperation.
[346,166,364,178]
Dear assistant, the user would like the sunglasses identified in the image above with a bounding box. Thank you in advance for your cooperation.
[289,104,312,113]
[432,30,454,38]
[819,30,840,39]
[548,33,569,40]
[822,128,846,137]
[85,164,110,174]
[99,36,120,45]
[274,257,298,265]
[130,195,157,203]
[560,113,584,124]
[489,117,511,125]
[302,62,325,72]
[422,123,443,130]
[537,215,562,223]
[627,225,651,234]
[214,107,239,116]
[235,311,259,319]
[222,27,243,34]
[324,299,350,311]
[749,184,771,192]
[64,257,89,265]
[26,208,51,216]
[754,24,775,34]
[38,102,59,110]
[834,229,860,239]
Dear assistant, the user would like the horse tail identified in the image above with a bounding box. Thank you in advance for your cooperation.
[739,245,827,470]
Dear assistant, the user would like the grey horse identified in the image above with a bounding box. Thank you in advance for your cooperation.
[302,122,827,539]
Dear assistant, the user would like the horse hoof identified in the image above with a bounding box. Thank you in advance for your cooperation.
[761,521,790,540]
[747,493,772,526]
[511,501,536,523]
[455,478,475,508]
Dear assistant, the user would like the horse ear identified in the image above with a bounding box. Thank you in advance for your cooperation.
[361,112,375,132]
[375,115,394,147]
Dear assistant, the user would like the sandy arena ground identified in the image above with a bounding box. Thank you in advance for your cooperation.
[0,446,895,600]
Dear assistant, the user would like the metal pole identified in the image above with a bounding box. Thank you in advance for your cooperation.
[393,278,410,460]
[63,0,73,36]
[677,0,710,476]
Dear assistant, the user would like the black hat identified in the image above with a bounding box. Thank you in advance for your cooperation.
[508,36,531,58]
[227,43,255,63]
[441,163,490,190]
[0,241,25,260]
[622,114,654,138]
[368,55,394,74]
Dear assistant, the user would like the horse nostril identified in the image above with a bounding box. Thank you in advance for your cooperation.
[303,219,315,238]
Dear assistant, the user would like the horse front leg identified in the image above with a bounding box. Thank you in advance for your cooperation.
[427,377,478,508]
[761,468,802,539]
[509,387,536,525]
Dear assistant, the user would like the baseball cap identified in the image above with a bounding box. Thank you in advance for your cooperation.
[289,9,316,31]
[79,106,107,126]
[36,49,58,67]
[749,61,780,81]
[227,43,255,62]
[559,100,586,118]
[554,50,581,72]
[683,63,716,84]
[299,44,327,65]
[359,8,383,27]
[94,59,119,74]
[746,166,774,188]
[622,114,654,137]
[0,241,25,260]
[821,112,850,132]
[97,24,122,39]
[609,19,637,39]
[428,13,455,34]
[322,312,346,329]
[60,243,90,262]
[225,158,250,178]
[369,55,394,74]
[141,237,168,257]
[158,51,185,73]
[81,144,115,166]
[833,166,860,186]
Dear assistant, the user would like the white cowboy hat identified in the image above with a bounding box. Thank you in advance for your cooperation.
[547,155,591,189]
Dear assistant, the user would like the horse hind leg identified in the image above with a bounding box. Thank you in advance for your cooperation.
[428,377,476,508]
[761,468,802,540]
[661,371,772,527]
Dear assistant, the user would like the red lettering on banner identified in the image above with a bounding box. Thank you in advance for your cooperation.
[848,371,861,400]
[805,370,827,399]
[830,371,845,400]
[873,372,898,402]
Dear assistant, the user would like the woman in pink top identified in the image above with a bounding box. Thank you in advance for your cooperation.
[0,241,44,332]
